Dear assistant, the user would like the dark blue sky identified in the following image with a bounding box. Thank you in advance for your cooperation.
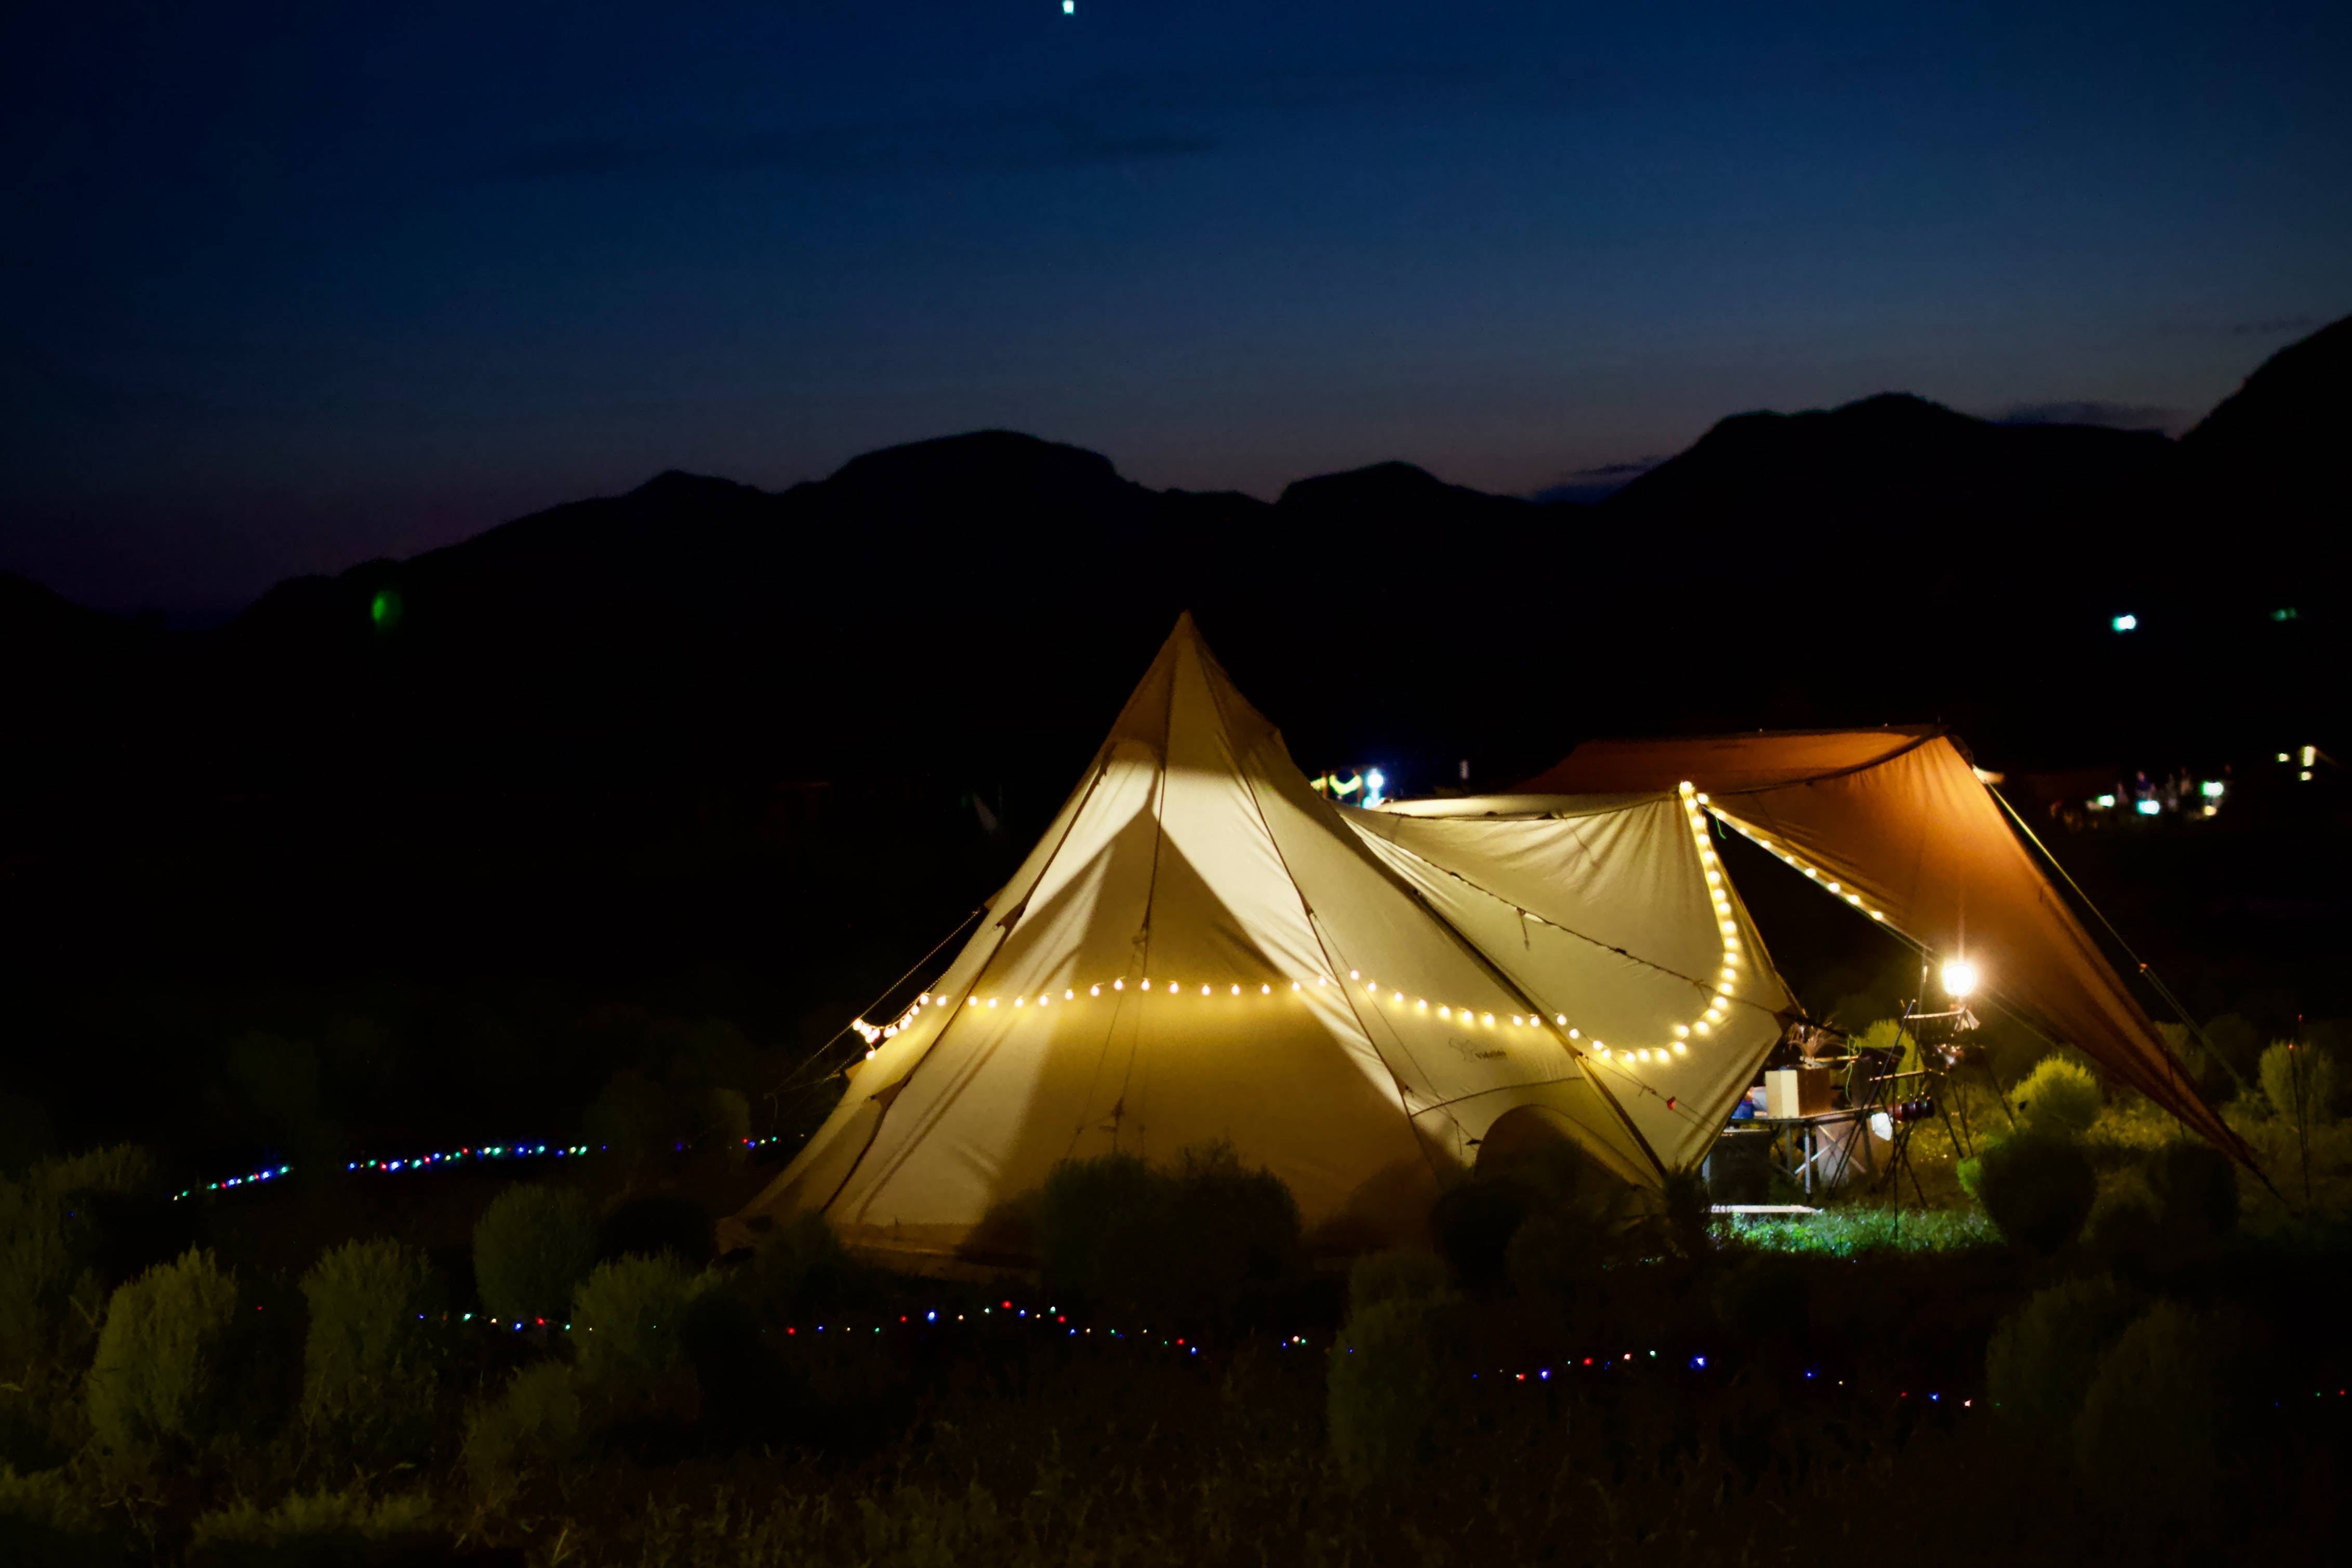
[5,2,2346,616]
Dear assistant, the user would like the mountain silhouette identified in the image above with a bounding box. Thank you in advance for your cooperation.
[6,315,2344,814]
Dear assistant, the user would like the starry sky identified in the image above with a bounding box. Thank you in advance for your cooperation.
[4,2,2346,617]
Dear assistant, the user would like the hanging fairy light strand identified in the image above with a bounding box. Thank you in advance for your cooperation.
[846,790,1763,1094]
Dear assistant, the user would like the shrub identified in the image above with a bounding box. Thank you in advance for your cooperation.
[85,1248,242,1469]
[0,1463,92,1531]
[1035,1151,1162,1312]
[1427,1180,1534,1291]
[1035,1144,1303,1326]
[1984,1275,2141,1442]
[461,1362,583,1503]
[1967,1133,2096,1254]
[570,1253,703,1405]
[471,1184,597,1324]
[1711,1253,1814,1349]
[2148,1142,2240,1244]
[600,1192,716,1268]
[298,1239,438,1459]
[749,1213,870,1319]
[2259,1041,2338,1126]
[1158,1142,1305,1320]
[189,1487,433,1565]
[2013,1056,2103,1139]
[1347,1249,1451,1314]
[1326,1291,1466,1487]
[1,1463,104,1567]
[1,1146,155,1374]
[2074,1300,2236,1516]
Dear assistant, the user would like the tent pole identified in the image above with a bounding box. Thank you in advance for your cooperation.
[1987,786,2251,1096]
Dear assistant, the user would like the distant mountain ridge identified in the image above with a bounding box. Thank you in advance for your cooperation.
[7,313,2344,799]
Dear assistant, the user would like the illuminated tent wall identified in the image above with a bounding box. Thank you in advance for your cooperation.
[1492,729,2244,1159]
[724,618,1791,1269]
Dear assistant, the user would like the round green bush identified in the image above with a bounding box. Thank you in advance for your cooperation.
[299,1239,438,1458]
[570,1254,702,1402]
[2013,1056,2103,1139]
[471,1184,597,1324]
[85,1249,241,1468]
[1035,1143,1302,1326]
[750,1213,870,1319]
[1347,1248,1451,1315]
[460,1362,582,1504]
[2075,1300,2235,1516]
[1984,1274,2141,1441]
[1035,1151,1163,1312]
[1970,1133,2096,1254]
[1428,1180,1534,1291]
[1326,1291,1466,1487]
[2258,1041,2338,1125]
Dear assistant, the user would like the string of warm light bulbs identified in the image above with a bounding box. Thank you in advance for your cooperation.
[849,802,1751,1079]
[1697,805,1893,926]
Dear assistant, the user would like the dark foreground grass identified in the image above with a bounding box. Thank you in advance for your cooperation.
[481,1335,2349,1568]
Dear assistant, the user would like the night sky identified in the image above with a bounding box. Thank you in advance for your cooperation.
[5,2,2346,618]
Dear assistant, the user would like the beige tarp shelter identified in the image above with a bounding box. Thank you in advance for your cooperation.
[1487,729,2244,1159]
[725,618,1792,1268]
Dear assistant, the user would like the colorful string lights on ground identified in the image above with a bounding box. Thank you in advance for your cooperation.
[171,1133,794,1203]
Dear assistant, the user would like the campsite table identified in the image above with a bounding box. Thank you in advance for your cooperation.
[1745,1109,1872,1197]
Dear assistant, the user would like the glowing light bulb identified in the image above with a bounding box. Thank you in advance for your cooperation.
[1481,1013,1494,1026]
[1014,996,1024,1007]
[919,992,930,1005]
[1113,979,1124,991]
[1511,1015,1523,1027]
[1554,1014,1567,1026]
[1674,1024,1690,1038]
[1261,983,1271,994]
[1416,998,1428,1011]
[1672,1041,1689,1055]
[987,999,998,1008]
[1393,991,1404,1004]
[1438,1005,1451,1018]
[1568,1028,1580,1039]
[1089,985,1100,996]
[1349,969,1360,980]
[1941,958,1980,998]
[1229,984,1240,996]
[1202,985,1212,996]
[966,996,978,1006]
[1141,979,1151,990]
[1694,1021,1711,1035]
[1695,793,1708,805]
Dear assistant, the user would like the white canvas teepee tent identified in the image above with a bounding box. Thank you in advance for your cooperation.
[725,617,1790,1268]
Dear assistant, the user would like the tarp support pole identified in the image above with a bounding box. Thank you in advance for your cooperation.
[1987,786,2251,1096]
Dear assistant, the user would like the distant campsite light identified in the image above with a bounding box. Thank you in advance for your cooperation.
[2200,780,2225,799]
[1363,769,1388,807]
[2271,607,2299,622]
[2110,614,2137,633]
[1941,959,1980,999]
[2092,794,2116,809]
[2135,799,2162,817]
[370,588,402,630]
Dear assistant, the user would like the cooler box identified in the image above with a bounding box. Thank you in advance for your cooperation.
[1764,1067,1836,1117]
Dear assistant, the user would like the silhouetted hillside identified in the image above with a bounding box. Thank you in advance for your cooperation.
[2177,314,2350,528]
[6,315,2345,819]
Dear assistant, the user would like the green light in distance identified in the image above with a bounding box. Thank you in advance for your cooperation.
[370,588,402,631]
